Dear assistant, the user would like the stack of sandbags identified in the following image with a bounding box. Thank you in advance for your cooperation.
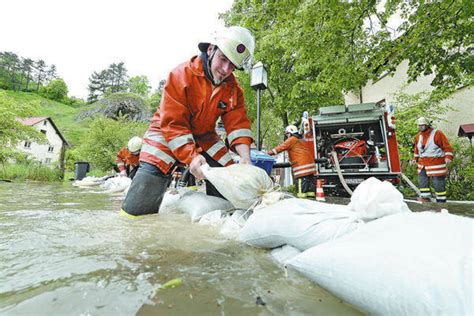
[287,211,473,315]
[239,198,363,251]
[102,177,132,193]
[160,189,234,222]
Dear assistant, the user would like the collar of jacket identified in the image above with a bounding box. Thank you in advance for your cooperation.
[188,54,236,86]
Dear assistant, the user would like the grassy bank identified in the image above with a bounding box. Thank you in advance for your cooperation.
[1,162,63,182]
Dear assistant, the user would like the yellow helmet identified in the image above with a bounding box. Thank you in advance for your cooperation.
[127,136,142,153]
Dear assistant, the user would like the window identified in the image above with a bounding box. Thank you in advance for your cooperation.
[48,146,54,152]
[40,130,46,135]
[24,141,31,148]
[45,158,52,164]
[43,121,47,126]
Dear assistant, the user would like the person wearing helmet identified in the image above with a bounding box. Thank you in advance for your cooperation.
[267,125,317,199]
[121,26,255,216]
[116,136,142,179]
[413,117,454,202]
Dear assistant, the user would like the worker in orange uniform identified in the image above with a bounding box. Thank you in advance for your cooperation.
[413,117,454,203]
[116,136,142,179]
[121,26,255,216]
[267,125,317,198]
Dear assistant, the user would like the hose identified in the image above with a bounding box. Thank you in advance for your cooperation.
[331,150,353,196]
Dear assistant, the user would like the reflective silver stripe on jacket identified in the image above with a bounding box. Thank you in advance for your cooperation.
[117,162,125,166]
[417,129,444,158]
[227,129,252,144]
[217,152,233,166]
[144,131,168,145]
[294,167,316,176]
[293,163,316,171]
[206,141,226,157]
[168,133,195,151]
[141,143,175,165]
[425,164,446,170]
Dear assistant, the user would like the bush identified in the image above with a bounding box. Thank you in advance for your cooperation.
[71,116,148,171]
[41,79,68,102]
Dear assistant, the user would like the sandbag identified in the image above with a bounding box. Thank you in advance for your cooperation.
[175,190,234,222]
[270,245,301,267]
[202,164,274,209]
[287,212,473,315]
[239,198,364,251]
[158,190,182,214]
[348,177,410,221]
[219,209,249,239]
[102,177,131,193]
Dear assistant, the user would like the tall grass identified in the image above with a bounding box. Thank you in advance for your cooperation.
[0,162,63,182]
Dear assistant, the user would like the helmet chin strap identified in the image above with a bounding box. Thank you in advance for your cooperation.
[206,46,222,86]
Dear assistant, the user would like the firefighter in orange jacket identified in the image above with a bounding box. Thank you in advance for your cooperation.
[413,117,454,202]
[121,26,255,216]
[267,125,317,198]
[116,136,142,179]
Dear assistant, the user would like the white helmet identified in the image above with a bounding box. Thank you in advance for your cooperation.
[198,26,255,71]
[416,117,430,126]
[127,136,142,153]
[285,125,298,134]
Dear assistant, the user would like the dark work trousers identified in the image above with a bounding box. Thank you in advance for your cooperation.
[296,175,316,198]
[121,162,172,216]
[418,167,447,202]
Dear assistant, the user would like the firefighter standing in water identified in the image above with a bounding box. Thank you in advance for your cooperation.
[121,26,255,216]
[413,117,454,202]
[267,125,317,198]
[116,136,142,179]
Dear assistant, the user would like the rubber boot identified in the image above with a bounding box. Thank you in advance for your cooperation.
[121,166,171,216]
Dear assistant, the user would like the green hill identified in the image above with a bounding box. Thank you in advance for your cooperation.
[0,89,88,146]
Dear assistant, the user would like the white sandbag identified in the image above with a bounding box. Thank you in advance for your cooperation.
[348,177,410,221]
[102,177,132,193]
[219,209,250,239]
[175,191,234,222]
[158,190,182,214]
[287,212,473,315]
[198,210,225,226]
[202,164,274,209]
[72,176,105,187]
[270,245,301,267]
[239,198,364,251]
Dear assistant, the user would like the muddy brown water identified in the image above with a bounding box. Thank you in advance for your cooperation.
[0,182,362,315]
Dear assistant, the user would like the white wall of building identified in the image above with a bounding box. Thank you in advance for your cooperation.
[344,60,473,138]
[16,119,65,165]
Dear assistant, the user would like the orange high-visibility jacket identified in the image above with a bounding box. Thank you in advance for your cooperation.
[116,147,140,172]
[414,127,453,177]
[140,55,253,173]
[270,136,316,178]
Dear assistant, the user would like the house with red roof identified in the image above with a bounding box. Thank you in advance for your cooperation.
[16,116,69,166]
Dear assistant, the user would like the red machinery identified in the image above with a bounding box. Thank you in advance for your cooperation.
[309,102,401,195]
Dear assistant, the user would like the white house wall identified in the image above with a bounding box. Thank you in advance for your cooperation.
[344,60,473,138]
[16,119,64,165]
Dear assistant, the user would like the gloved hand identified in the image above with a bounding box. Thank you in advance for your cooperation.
[119,170,127,177]
[190,154,207,180]
[267,150,274,156]
[445,158,452,166]
[408,159,416,166]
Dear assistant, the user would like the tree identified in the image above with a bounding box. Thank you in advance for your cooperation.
[0,91,45,164]
[87,62,129,102]
[128,75,151,97]
[374,0,473,92]
[46,64,57,83]
[21,58,34,92]
[42,78,69,102]
[35,59,46,92]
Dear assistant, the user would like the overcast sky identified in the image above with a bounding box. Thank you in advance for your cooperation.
[1,0,234,99]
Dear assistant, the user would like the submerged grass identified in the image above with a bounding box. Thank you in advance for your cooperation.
[1,163,63,182]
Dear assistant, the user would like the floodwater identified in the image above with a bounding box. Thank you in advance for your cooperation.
[0,182,362,315]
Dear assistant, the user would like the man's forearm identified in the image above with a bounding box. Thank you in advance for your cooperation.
[234,143,250,163]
